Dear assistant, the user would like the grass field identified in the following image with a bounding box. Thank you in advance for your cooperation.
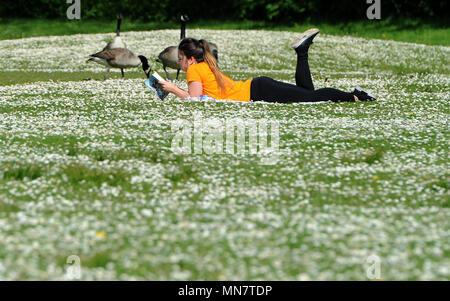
[0,28,449,280]
[1,18,449,46]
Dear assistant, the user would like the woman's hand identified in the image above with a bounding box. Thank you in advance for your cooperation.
[157,80,203,100]
[158,81,178,94]
[157,80,190,100]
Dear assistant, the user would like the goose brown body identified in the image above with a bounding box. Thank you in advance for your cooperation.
[87,48,151,79]
[89,48,141,68]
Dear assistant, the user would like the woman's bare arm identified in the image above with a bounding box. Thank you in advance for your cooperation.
[158,81,203,100]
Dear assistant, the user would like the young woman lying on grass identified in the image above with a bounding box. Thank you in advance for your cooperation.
[158,28,376,103]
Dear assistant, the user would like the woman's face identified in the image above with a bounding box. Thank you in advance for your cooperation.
[178,51,197,72]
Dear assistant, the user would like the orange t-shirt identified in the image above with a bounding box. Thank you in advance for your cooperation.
[186,62,253,102]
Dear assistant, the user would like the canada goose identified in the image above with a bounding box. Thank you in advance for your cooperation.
[208,42,219,62]
[87,48,151,79]
[104,13,127,50]
[157,15,220,80]
[157,15,189,80]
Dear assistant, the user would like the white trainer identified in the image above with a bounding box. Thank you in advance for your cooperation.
[290,28,320,50]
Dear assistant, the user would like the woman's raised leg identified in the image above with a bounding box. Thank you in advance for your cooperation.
[290,28,320,91]
[249,29,376,103]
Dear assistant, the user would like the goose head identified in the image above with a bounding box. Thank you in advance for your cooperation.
[138,55,151,78]
[180,14,189,40]
[181,14,189,22]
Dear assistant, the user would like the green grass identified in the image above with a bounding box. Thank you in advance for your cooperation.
[0,71,144,85]
[2,163,44,181]
[0,71,151,86]
[0,17,448,46]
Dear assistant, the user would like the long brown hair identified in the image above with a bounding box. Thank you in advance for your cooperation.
[179,38,227,93]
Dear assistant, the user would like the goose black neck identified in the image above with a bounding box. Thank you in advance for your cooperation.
[139,55,150,77]
[116,18,122,36]
[180,21,186,40]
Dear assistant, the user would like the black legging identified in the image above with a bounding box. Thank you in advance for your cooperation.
[250,48,355,103]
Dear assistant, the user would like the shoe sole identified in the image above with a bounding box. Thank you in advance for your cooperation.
[290,28,320,49]
[355,86,377,101]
